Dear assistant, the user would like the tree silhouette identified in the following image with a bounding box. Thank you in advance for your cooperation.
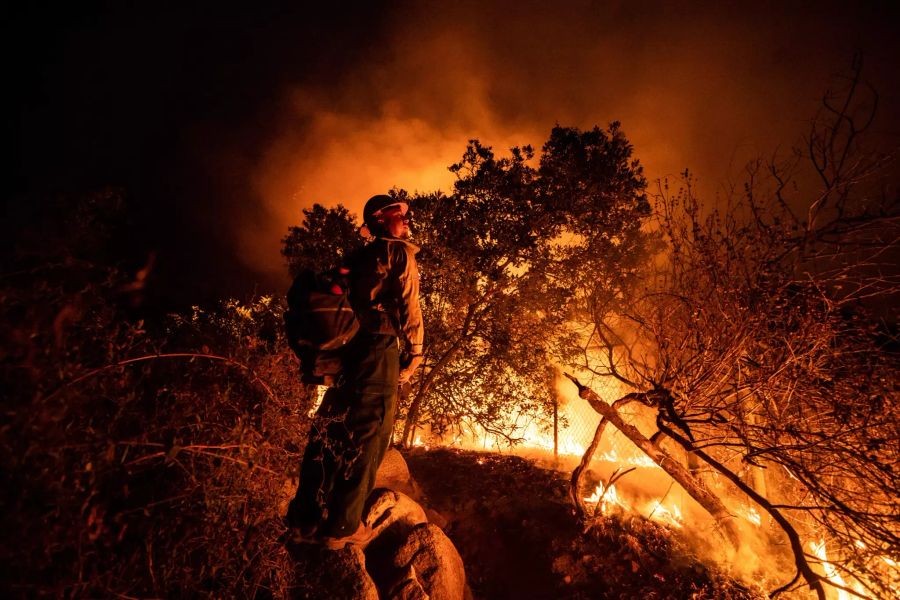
[282,204,363,278]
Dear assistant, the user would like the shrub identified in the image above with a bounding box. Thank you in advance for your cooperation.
[1,261,314,597]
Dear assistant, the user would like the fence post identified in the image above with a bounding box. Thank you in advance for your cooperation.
[553,395,559,460]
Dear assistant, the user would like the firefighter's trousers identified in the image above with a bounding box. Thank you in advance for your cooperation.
[288,332,399,538]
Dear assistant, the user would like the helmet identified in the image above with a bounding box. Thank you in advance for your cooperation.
[363,194,408,226]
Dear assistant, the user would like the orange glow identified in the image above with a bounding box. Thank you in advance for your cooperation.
[734,504,762,527]
[644,499,684,529]
[809,539,859,600]
[307,385,326,417]
[583,482,630,514]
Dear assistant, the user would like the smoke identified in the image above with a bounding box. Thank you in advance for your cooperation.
[236,1,898,290]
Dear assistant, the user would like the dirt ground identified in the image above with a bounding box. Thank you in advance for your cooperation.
[404,447,765,600]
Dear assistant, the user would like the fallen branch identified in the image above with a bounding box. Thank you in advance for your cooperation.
[564,373,741,548]
[657,421,831,600]
[570,396,636,518]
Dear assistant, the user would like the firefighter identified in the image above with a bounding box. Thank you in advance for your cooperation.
[287,194,424,549]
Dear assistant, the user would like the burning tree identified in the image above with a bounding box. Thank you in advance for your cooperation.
[569,65,899,598]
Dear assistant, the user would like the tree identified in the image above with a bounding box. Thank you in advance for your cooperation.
[400,125,651,446]
[570,63,899,599]
[281,125,653,448]
[282,204,363,278]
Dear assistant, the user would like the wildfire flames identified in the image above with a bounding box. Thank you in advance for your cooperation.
[583,482,629,514]
[581,482,686,529]
[809,540,858,600]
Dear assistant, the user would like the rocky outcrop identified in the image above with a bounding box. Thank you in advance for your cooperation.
[388,523,467,600]
[362,490,467,600]
[386,569,430,600]
[374,448,422,500]
[288,450,468,600]
[364,488,429,540]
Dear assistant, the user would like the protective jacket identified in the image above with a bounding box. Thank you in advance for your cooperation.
[348,236,424,357]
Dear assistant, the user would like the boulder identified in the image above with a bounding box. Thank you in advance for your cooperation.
[285,458,466,600]
[391,523,467,600]
[375,448,421,499]
[288,544,378,600]
[364,488,428,541]
[423,507,449,530]
[387,565,431,600]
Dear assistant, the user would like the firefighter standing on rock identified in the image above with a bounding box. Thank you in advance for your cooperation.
[287,194,424,549]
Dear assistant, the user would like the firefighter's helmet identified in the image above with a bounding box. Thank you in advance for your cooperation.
[363,194,408,226]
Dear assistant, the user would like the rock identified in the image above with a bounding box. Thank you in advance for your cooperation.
[288,544,378,600]
[423,507,449,530]
[387,565,431,600]
[375,448,421,499]
[364,488,428,541]
[391,523,467,600]
[285,466,467,600]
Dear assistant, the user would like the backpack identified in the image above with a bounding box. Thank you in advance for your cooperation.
[284,267,359,386]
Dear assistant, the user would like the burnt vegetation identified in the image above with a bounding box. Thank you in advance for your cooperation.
[3,67,898,598]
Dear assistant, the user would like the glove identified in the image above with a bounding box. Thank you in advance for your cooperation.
[399,353,423,384]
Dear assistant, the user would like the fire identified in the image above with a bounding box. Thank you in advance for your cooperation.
[645,499,683,528]
[583,482,630,513]
[517,427,586,456]
[809,539,865,600]
[597,449,660,469]
[583,483,687,532]
[735,504,762,526]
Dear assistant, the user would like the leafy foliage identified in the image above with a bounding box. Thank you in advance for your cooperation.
[282,203,363,277]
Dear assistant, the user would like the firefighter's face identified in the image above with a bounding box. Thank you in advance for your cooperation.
[379,206,410,238]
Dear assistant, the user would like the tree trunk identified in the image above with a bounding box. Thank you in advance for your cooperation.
[400,338,466,447]
[570,397,636,518]
[566,375,742,548]
[401,298,486,448]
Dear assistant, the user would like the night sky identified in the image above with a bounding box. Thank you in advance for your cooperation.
[7,1,900,307]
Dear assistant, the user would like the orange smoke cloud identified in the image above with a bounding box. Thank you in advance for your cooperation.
[234,2,898,290]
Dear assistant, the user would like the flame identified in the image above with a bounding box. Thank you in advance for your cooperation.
[735,504,762,526]
[597,449,660,469]
[809,539,867,600]
[645,499,683,528]
[515,427,587,456]
[583,482,630,513]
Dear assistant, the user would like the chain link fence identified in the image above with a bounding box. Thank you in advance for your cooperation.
[423,373,658,469]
